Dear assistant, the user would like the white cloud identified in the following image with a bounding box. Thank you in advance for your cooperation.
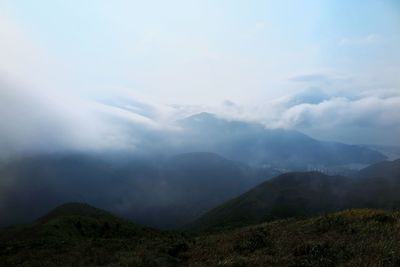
[339,34,382,46]
[0,11,180,158]
[0,3,399,156]
[274,96,400,129]
[187,87,400,146]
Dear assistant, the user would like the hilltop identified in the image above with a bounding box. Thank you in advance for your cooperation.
[0,202,186,266]
[190,159,400,230]
[2,204,400,266]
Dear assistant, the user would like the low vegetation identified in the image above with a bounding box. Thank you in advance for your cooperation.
[187,209,400,266]
[2,203,400,266]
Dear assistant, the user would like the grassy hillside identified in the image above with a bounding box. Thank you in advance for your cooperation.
[1,160,399,266]
[190,159,400,231]
[189,172,351,230]
[2,204,400,266]
[187,209,400,266]
[0,203,186,266]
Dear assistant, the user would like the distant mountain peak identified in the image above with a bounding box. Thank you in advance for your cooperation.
[180,112,220,125]
[37,202,110,223]
[171,151,224,160]
[186,112,217,120]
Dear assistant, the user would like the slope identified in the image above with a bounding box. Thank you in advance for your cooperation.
[2,205,400,266]
[0,152,271,229]
[190,159,400,230]
[0,203,185,267]
[187,209,400,266]
[190,172,352,230]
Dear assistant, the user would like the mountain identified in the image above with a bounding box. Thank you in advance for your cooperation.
[178,112,386,169]
[0,203,182,267]
[0,152,274,229]
[361,144,400,160]
[124,152,273,229]
[2,203,400,266]
[356,158,400,179]
[349,159,400,210]
[190,159,400,230]
[190,172,351,230]
[0,203,154,242]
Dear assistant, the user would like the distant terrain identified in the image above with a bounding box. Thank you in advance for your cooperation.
[0,114,397,266]
[362,144,400,161]
[176,113,386,170]
[0,152,272,229]
[1,158,400,266]
[2,1,399,265]
[0,113,388,230]
[191,159,400,230]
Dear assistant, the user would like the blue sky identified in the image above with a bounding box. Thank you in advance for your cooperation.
[3,0,398,102]
[0,0,399,152]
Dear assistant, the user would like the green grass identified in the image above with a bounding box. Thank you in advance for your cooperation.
[186,209,400,266]
[2,206,400,266]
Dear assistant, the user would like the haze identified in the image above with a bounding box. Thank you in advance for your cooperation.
[1,0,399,156]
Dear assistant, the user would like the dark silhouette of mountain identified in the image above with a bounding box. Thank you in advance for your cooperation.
[356,158,400,179]
[348,159,400,211]
[361,144,400,160]
[178,112,386,169]
[190,159,400,230]
[2,203,400,266]
[37,202,118,223]
[0,152,274,230]
[190,172,351,230]
[0,202,179,266]
[0,203,154,243]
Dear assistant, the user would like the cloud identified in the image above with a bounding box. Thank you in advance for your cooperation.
[0,11,63,91]
[240,20,266,39]
[0,78,178,159]
[289,73,353,86]
[186,87,400,146]
[339,34,382,46]
[290,74,332,84]
[259,89,400,145]
[0,13,180,159]
[0,5,398,157]
[274,96,399,128]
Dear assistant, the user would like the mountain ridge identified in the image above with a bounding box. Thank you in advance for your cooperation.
[178,112,387,168]
[190,159,400,231]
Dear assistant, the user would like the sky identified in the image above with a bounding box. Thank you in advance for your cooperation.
[0,0,399,156]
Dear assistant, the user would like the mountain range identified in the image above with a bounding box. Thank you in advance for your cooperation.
[0,152,273,229]
[175,112,386,169]
[190,159,400,230]
[0,113,391,230]
[1,157,400,266]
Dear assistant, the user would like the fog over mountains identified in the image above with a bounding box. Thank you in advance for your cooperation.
[0,112,390,229]
[2,82,400,161]
[1,1,400,265]
[191,159,400,230]
[176,112,386,169]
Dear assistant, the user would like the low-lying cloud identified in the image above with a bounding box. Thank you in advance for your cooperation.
[1,77,400,160]
[0,8,399,158]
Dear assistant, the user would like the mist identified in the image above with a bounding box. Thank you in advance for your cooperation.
[0,0,399,230]
[1,0,400,159]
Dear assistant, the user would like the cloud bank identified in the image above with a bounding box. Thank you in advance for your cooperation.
[0,1,399,159]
